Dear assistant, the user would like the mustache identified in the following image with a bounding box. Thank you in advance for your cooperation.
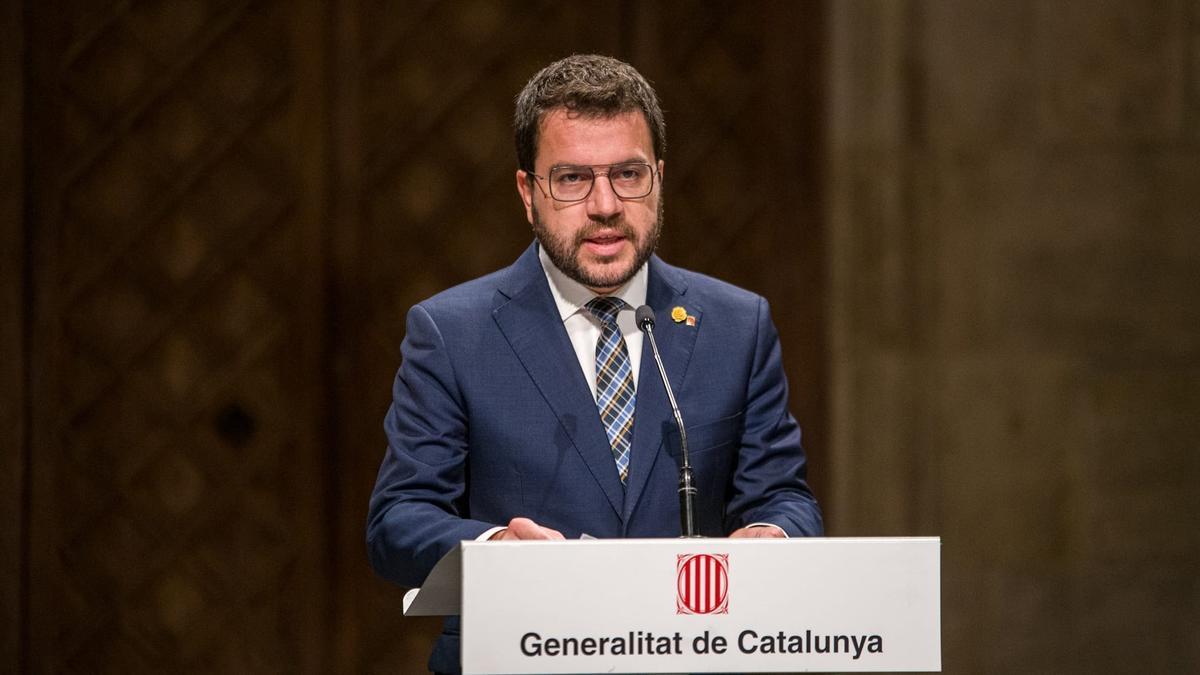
[574,220,636,245]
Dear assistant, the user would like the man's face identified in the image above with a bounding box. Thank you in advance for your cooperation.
[516,109,664,294]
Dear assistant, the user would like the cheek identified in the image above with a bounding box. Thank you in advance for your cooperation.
[628,202,659,231]
[538,211,576,239]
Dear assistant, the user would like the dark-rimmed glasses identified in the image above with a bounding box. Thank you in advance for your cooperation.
[528,162,657,202]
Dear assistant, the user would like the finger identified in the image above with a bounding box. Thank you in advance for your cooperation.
[730,525,785,538]
[505,517,563,540]
[509,517,549,539]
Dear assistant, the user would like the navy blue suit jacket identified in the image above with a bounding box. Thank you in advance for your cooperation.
[367,242,822,671]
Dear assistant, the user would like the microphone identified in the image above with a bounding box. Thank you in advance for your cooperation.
[636,305,699,538]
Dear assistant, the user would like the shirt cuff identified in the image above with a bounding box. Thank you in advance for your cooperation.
[478,526,507,541]
[745,522,789,538]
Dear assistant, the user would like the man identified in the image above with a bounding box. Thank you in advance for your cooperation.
[367,54,822,673]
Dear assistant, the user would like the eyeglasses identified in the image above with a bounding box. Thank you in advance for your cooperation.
[528,162,658,202]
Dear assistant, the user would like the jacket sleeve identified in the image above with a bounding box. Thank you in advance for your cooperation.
[724,296,824,537]
[366,303,495,588]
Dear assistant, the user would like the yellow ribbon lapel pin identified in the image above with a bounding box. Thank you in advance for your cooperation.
[671,306,696,327]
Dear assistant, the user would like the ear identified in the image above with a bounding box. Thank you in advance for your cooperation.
[657,159,665,185]
[515,169,535,225]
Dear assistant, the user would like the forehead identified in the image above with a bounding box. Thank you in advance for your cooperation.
[535,109,654,168]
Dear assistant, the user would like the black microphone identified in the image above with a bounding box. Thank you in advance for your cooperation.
[636,305,699,538]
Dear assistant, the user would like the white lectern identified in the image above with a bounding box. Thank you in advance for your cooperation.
[405,537,941,673]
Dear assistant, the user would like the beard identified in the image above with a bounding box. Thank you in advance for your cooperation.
[532,198,663,291]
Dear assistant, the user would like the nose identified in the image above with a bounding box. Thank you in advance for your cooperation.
[585,171,623,221]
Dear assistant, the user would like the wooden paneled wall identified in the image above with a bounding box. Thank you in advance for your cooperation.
[23,1,329,671]
[12,1,826,672]
[828,1,1200,672]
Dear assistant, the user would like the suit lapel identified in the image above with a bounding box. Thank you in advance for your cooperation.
[623,256,701,525]
[492,244,626,519]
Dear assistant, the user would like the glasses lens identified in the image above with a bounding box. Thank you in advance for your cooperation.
[609,163,653,198]
[549,167,595,201]
[548,163,654,201]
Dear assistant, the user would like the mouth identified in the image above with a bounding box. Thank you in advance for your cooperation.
[581,233,628,258]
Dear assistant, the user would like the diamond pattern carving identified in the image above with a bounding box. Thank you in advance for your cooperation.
[63,23,158,122]
[650,3,787,280]
[30,0,318,671]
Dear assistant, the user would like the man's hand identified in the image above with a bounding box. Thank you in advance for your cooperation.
[489,517,566,541]
[729,524,787,538]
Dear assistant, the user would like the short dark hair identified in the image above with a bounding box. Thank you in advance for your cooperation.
[514,54,666,172]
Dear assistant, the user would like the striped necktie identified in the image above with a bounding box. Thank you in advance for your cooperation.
[586,296,635,484]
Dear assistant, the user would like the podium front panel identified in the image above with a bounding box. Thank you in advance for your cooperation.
[461,537,940,673]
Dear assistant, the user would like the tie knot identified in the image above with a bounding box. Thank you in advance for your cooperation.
[586,296,625,327]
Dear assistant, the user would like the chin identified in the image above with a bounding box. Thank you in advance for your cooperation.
[583,270,634,291]
[582,257,628,276]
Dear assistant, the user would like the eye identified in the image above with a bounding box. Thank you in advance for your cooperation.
[613,164,648,182]
[553,169,591,184]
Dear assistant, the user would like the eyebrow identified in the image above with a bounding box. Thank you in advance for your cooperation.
[548,158,648,170]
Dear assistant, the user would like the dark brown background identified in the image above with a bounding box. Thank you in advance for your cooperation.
[4,1,1198,673]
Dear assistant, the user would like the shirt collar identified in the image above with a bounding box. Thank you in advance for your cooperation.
[538,243,649,321]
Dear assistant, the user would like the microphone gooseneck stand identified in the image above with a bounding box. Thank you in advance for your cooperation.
[636,305,699,538]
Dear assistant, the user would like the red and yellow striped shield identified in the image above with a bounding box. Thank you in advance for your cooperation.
[676,553,729,614]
